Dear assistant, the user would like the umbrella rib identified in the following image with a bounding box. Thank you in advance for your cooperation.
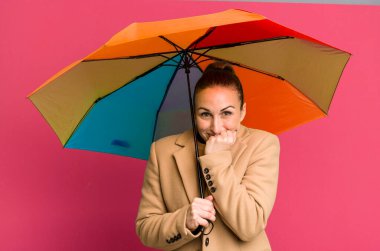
[189,56,205,74]
[189,57,213,68]
[158,54,181,64]
[82,37,185,63]
[162,64,181,67]
[190,48,213,66]
[159,35,184,54]
[195,58,212,65]
[187,27,216,60]
[192,36,293,52]
[191,52,284,80]
[151,53,185,142]
[157,36,199,71]
[63,101,96,148]
[100,55,181,101]
[189,37,291,66]
[83,51,180,62]
[188,27,216,51]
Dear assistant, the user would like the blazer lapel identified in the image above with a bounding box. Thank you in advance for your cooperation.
[230,125,249,167]
[173,131,200,203]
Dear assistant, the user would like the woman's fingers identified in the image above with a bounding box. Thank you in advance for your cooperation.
[198,217,212,228]
[205,195,213,201]
[194,197,213,206]
[192,199,215,215]
[226,130,237,143]
[196,209,216,222]
[186,197,216,231]
[205,130,237,154]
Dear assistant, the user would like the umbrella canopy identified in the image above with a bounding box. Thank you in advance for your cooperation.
[28,9,350,160]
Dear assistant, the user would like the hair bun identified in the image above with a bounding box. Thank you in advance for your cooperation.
[204,61,235,74]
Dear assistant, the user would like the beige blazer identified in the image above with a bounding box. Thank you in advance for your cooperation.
[136,125,280,251]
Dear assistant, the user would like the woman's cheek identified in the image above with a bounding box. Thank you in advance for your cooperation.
[224,121,237,131]
[196,121,209,140]
[230,117,242,131]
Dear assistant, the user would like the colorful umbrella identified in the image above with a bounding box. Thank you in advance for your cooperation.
[28,9,350,161]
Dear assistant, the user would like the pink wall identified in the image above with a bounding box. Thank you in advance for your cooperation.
[1,0,379,250]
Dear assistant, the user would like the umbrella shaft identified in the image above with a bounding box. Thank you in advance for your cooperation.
[183,54,204,199]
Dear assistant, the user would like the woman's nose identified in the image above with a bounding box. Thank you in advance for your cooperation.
[211,117,223,134]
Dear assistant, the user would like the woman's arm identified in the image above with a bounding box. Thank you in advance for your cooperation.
[198,133,280,241]
[135,142,201,250]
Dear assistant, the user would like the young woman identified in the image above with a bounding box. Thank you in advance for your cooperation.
[136,61,280,251]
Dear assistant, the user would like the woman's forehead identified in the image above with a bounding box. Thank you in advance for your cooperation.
[196,85,239,95]
[195,86,240,105]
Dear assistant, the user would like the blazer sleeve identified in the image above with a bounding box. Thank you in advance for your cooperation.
[135,142,201,250]
[198,133,280,242]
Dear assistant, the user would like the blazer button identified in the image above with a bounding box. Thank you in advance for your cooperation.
[207,181,213,186]
[205,237,209,246]
[205,174,211,180]
[210,187,216,193]
[204,168,209,174]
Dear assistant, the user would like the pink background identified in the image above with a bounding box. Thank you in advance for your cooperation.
[1,0,379,250]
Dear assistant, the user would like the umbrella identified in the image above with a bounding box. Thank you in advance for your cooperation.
[28,9,350,193]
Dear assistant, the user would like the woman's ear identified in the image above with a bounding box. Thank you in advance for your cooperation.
[240,102,246,122]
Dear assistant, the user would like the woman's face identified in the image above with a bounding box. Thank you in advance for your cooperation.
[195,86,246,142]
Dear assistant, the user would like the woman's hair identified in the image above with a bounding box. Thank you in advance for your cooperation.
[193,61,244,109]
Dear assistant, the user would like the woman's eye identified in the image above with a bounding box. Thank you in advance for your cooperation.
[200,112,211,118]
[222,111,232,116]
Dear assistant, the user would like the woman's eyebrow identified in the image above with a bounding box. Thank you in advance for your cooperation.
[197,107,210,111]
[221,106,235,111]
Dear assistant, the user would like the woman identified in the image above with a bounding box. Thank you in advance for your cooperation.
[136,61,280,251]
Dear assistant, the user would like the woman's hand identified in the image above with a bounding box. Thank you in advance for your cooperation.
[186,195,216,231]
[205,130,237,155]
